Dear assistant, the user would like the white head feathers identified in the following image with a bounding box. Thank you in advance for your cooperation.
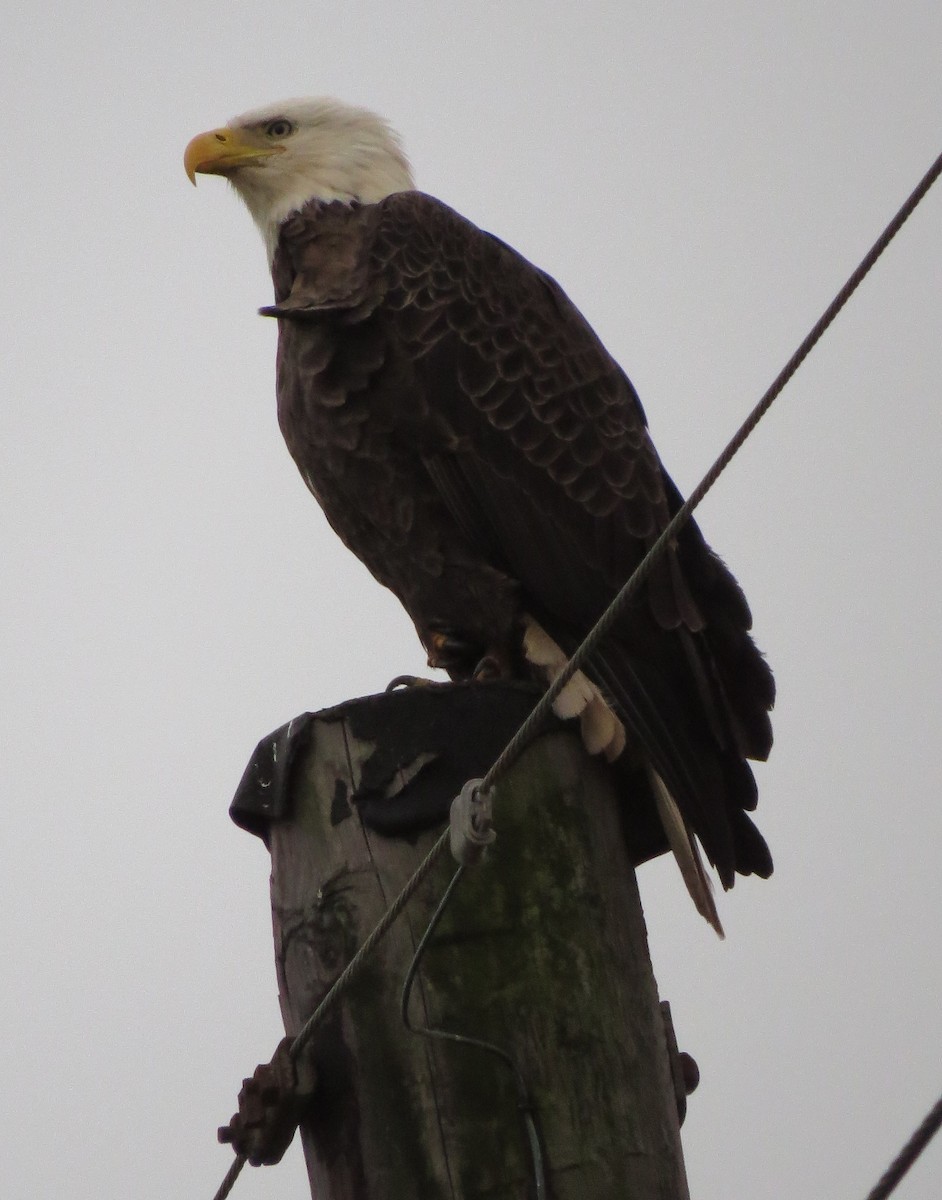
[189,97,415,259]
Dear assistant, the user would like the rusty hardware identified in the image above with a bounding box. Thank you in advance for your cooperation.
[217,1036,318,1167]
[660,1001,699,1126]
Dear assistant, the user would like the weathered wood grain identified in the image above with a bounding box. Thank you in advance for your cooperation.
[268,689,689,1199]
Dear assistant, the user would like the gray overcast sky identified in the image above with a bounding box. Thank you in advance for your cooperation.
[2,3,940,1198]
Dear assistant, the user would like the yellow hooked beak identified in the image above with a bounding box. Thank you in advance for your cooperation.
[183,126,284,185]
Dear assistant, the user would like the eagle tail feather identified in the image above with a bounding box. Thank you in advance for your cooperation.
[648,766,725,937]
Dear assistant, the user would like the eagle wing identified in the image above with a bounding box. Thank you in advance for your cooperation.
[268,191,774,887]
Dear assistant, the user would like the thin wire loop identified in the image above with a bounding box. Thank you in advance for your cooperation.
[400,865,547,1200]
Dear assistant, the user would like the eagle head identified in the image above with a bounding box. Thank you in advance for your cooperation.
[184,97,414,258]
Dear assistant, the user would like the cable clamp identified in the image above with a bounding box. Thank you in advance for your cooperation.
[449,779,496,865]
[217,1036,318,1167]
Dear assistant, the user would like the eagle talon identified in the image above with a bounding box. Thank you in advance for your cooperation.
[471,653,511,681]
[386,674,434,692]
[425,628,481,675]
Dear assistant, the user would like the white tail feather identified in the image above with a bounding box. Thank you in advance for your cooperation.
[648,767,724,937]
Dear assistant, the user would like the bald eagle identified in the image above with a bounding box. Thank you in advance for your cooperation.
[185,98,774,934]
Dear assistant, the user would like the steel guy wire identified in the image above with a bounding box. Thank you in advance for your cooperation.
[863,1092,942,1200]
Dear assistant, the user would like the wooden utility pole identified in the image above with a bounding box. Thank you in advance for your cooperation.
[231,681,691,1198]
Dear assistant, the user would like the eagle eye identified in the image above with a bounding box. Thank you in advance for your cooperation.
[265,118,293,139]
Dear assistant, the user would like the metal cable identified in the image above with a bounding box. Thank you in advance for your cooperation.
[209,144,942,1199]
[212,1152,246,1200]
[864,1093,942,1200]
